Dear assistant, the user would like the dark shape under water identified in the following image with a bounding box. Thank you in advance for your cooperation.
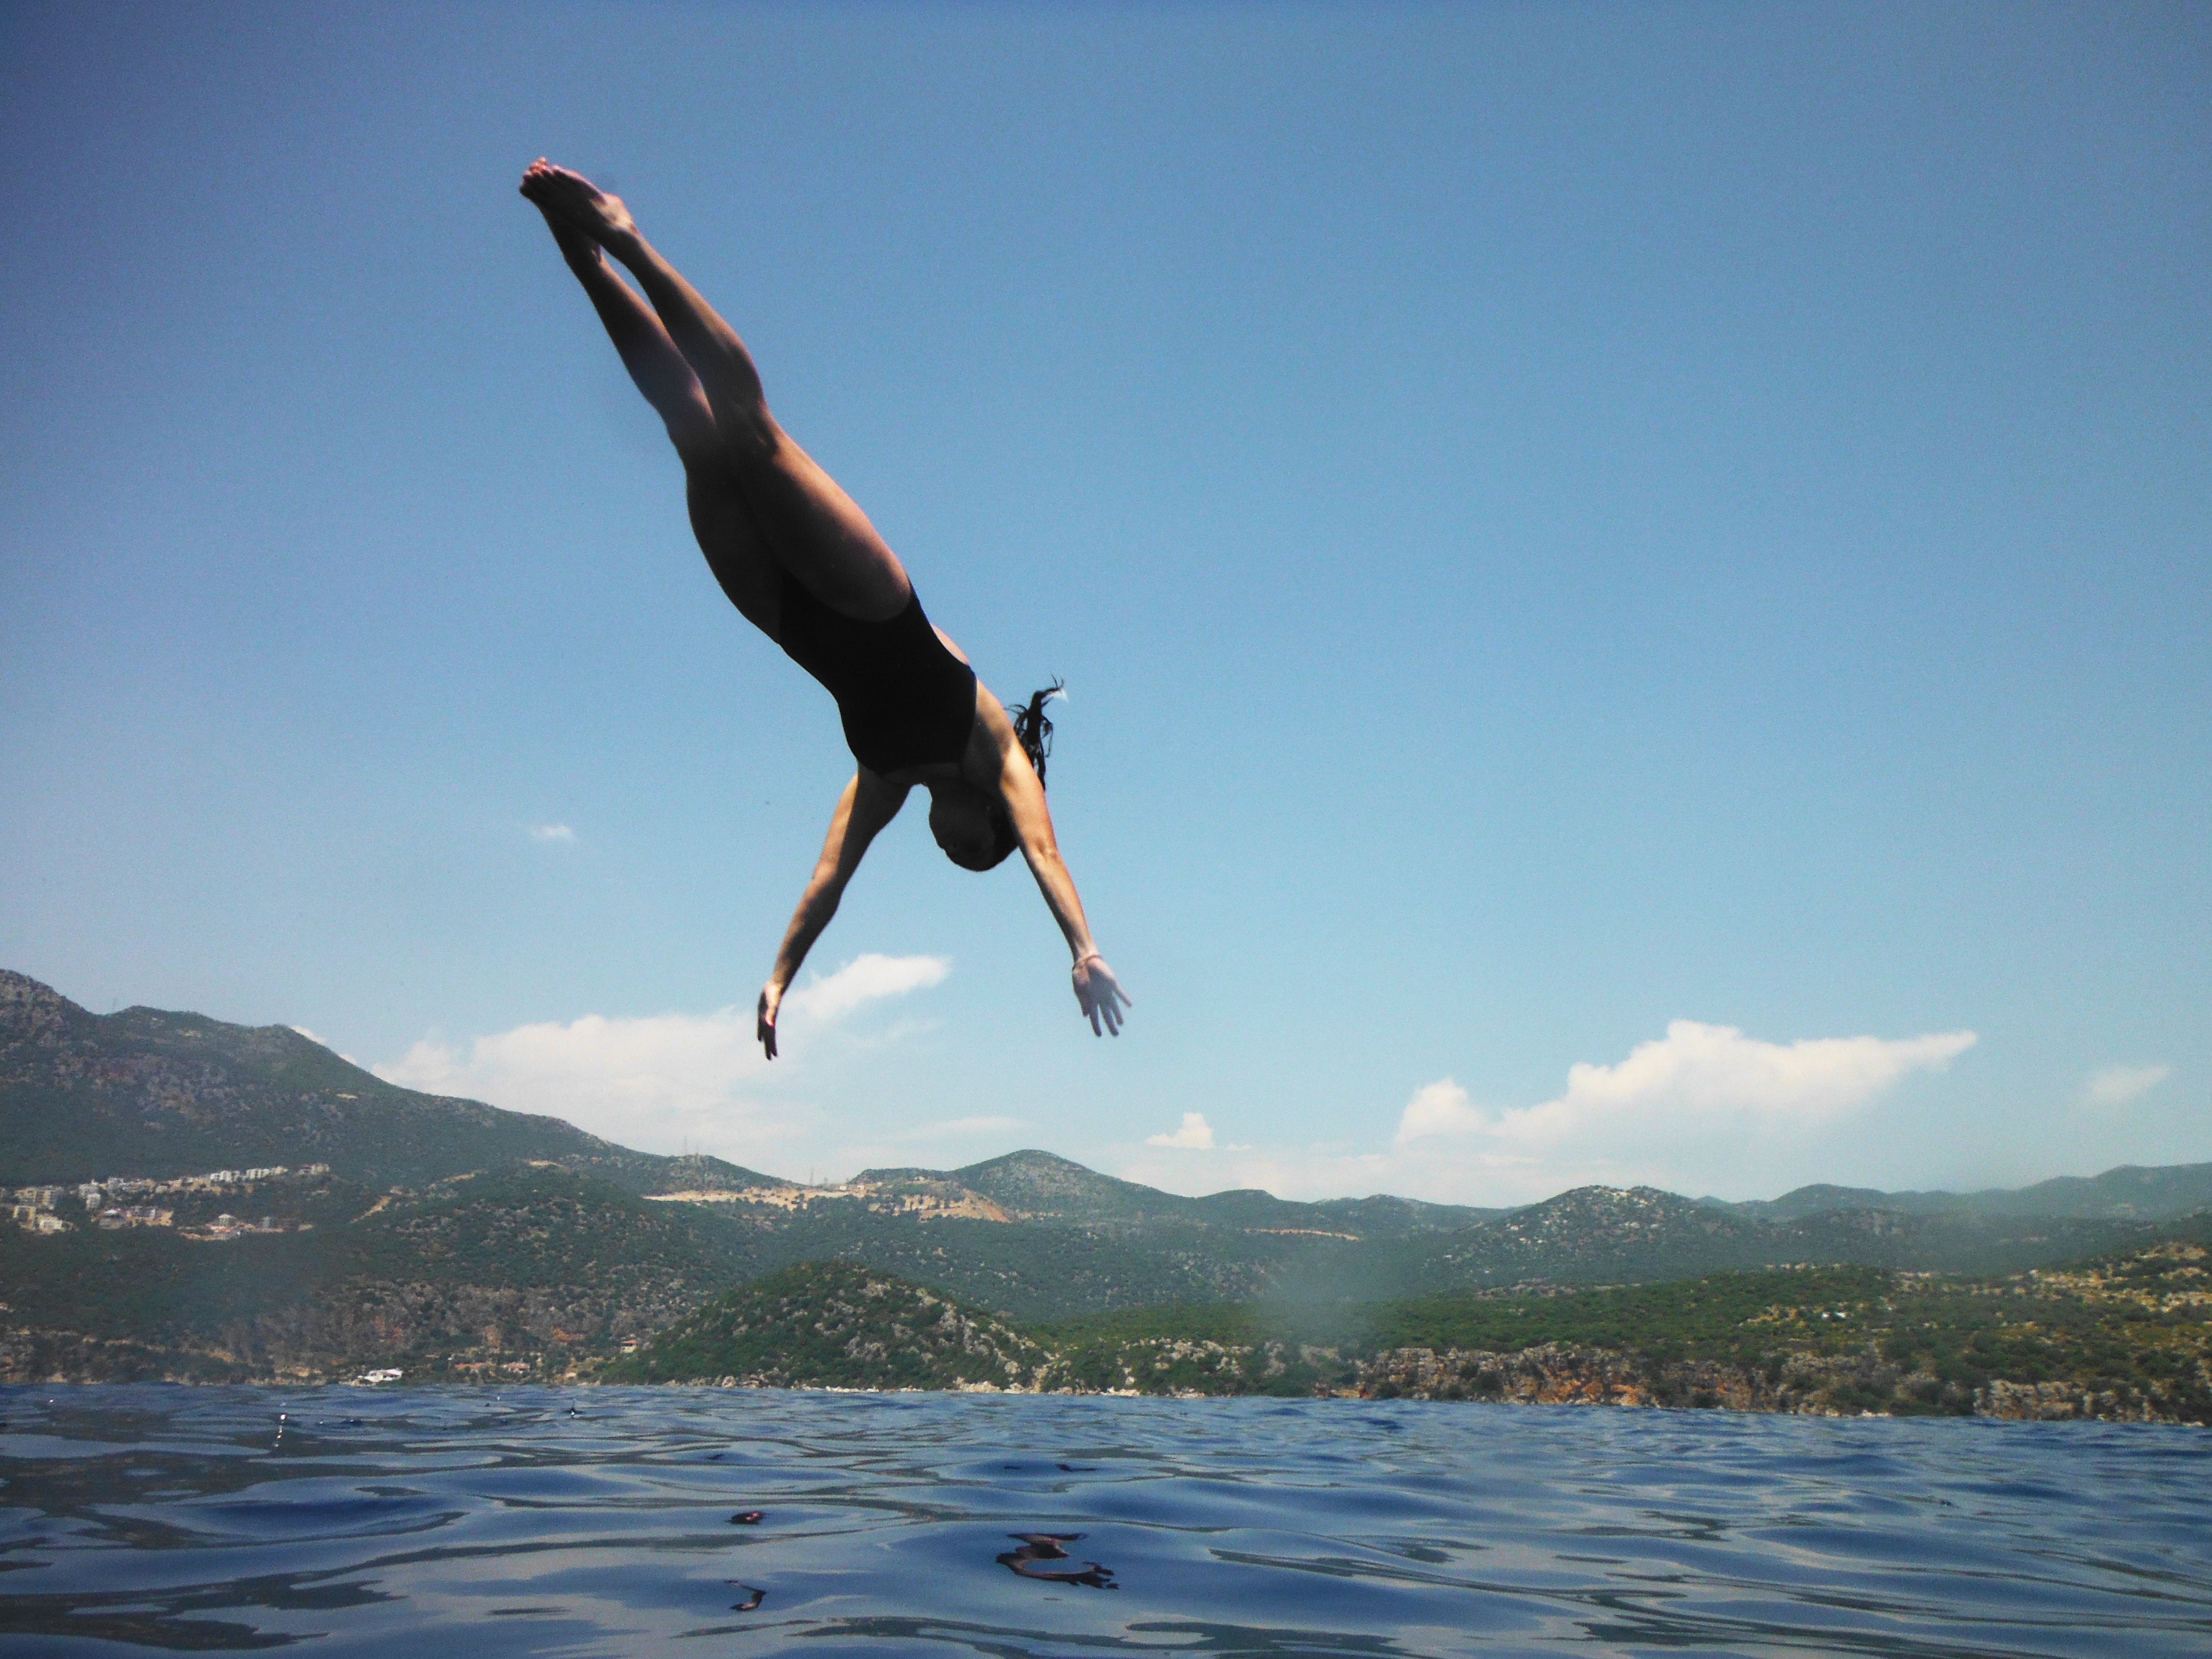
[729,1509,763,1525]
[997,1533,1117,1590]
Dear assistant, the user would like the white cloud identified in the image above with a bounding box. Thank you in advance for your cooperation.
[2082,1064,2171,1109]
[1393,1023,1976,1152]
[377,1008,771,1151]
[1484,1020,1977,1146]
[529,823,576,843]
[372,953,950,1166]
[783,953,950,1022]
[1394,1078,1481,1145]
[1146,1112,1218,1150]
[1123,1019,1979,1207]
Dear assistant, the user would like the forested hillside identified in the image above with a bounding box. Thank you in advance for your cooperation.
[6,970,2206,1398]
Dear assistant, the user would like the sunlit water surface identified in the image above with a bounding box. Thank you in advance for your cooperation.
[2,1386,2206,1656]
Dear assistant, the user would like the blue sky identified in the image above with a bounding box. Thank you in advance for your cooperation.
[3,3,2205,1203]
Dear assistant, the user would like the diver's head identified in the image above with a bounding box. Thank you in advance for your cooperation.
[928,780,1018,872]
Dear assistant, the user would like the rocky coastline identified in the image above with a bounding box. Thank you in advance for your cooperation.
[1349,1341,2182,1423]
[3,1318,2199,1425]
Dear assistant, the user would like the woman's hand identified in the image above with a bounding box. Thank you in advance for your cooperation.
[756,774,911,1063]
[757,981,784,1059]
[1071,954,1131,1037]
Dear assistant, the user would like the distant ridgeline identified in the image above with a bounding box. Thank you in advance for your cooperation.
[0,970,778,1193]
[2,968,2208,1421]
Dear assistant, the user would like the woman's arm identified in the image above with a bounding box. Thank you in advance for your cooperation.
[757,771,910,1057]
[988,715,1132,1037]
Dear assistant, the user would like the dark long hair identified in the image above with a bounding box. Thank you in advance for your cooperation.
[979,681,1065,870]
[1011,679,1065,786]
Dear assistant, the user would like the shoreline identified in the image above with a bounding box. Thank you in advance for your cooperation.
[6,1332,2199,1426]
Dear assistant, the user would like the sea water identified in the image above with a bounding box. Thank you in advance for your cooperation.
[2,1386,2206,1657]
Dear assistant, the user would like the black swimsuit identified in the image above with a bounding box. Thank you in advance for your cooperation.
[775,569,978,776]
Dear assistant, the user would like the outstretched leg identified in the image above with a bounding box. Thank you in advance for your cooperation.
[539,214,719,458]
[533,205,779,629]
[522,161,912,622]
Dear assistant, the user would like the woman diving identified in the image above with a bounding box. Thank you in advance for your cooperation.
[519,161,1128,1058]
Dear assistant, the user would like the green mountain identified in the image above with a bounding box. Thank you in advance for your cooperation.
[1708,1163,2212,1224]
[722,1202,1368,1320]
[607,1261,1049,1389]
[581,1170,2183,1327]
[601,1229,2212,1424]
[903,1149,1500,1234]
[0,971,784,1194]
[699,1150,1497,1320]
[1032,1222,2212,1423]
[0,1163,762,1382]
[1400,1184,2174,1291]
[5,968,2207,1391]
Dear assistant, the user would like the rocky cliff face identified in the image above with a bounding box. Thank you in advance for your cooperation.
[1971,1379,2173,1422]
[1350,1343,2183,1422]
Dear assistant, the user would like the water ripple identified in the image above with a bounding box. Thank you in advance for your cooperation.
[1,1386,2206,1656]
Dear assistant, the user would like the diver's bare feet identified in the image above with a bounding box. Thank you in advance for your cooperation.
[519,159,640,251]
